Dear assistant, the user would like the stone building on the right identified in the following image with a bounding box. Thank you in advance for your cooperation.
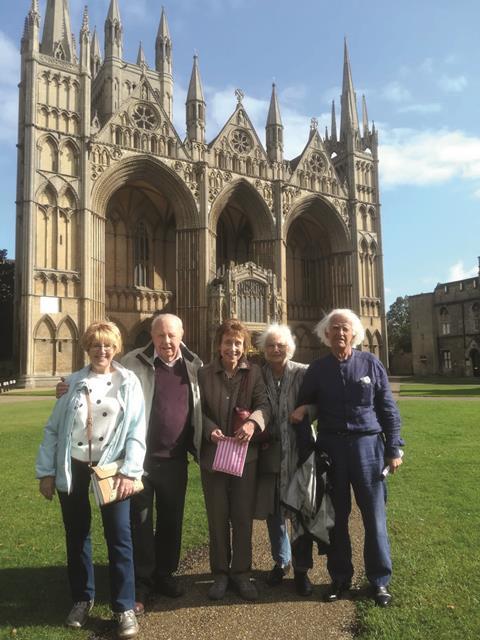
[410,258,480,377]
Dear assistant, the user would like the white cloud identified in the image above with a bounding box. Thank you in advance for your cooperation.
[382,81,411,103]
[398,103,442,114]
[420,57,434,74]
[448,261,477,281]
[438,74,467,93]
[0,32,20,143]
[379,128,480,189]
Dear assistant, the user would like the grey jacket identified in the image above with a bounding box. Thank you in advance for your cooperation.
[122,342,203,461]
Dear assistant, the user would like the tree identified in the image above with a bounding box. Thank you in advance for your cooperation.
[387,295,411,353]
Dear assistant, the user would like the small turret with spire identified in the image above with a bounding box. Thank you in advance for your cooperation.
[80,5,90,71]
[22,0,40,53]
[104,0,123,60]
[155,7,173,119]
[186,54,205,145]
[137,42,147,69]
[266,83,283,164]
[90,27,102,78]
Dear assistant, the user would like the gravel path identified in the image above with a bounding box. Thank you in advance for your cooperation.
[131,509,364,640]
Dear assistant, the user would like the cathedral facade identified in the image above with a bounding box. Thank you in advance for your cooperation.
[15,0,387,387]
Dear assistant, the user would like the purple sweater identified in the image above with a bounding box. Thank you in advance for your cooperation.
[148,358,192,459]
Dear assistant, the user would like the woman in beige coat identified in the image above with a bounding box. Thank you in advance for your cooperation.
[199,319,269,602]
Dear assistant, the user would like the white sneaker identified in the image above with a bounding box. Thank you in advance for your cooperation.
[65,600,94,628]
[115,609,139,638]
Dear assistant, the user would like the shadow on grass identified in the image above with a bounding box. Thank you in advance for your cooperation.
[0,564,111,629]
[401,388,480,397]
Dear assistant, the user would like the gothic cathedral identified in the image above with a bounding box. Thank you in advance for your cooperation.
[15,0,386,386]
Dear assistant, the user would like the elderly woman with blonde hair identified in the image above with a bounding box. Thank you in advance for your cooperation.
[255,323,316,597]
[36,321,146,638]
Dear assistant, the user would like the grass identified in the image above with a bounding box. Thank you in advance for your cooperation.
[0,399,208,640]
[400,382,480,397]
[2,389,480,639]
[357,398,480,639]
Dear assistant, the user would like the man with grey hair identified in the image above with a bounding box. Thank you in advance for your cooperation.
[123,313,202,613]
[292,308,403,607]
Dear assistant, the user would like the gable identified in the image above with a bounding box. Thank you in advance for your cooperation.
[93,76,189,161]
[288,129,348,198]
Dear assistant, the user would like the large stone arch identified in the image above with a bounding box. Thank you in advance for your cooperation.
[91,155,199,229]
[91,155,201,353]
[209,178,276,274]
[56,316,79,373]
[285,194,353,335]
[33,315,56,375]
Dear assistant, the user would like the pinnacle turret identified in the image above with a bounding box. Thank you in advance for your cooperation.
[186,55,205,144]
[137,42,147,67]
[155,7,173,119]
[266,83,284,163]
[40,0,76,62]
[104,0,123,59]
[340,39,359,141]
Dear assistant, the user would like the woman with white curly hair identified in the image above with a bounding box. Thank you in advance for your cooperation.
[291,308,404,607]
[255,324,315,597]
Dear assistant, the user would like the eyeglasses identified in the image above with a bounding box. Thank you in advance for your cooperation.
[90,344,115,353]
[265,343,287,350]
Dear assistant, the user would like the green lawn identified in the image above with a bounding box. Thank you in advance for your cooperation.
[1,394,479,639]
[0,399,208,640]
[357,398,480,639]
[400,382,480,397]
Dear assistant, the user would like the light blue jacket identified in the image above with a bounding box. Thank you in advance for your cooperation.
[36,361,146,494]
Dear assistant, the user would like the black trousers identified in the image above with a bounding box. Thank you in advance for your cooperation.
[130,456,188,598]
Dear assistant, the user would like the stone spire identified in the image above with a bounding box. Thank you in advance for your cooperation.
[156,7,172,73]
[186,54,206,144]
[40,0,76,62]
[331,99,338,143]
[266,83,284,163]
[362,94,370,136]
[340,38,359,141]
[22,0,41,53]
[79,5,90,70]
[155,7,173,119]
[90,27,102,77]
[104,0,123,59]
[137,42,147,68]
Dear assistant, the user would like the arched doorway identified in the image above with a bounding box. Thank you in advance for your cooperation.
[105,180,176,321]
[91,156,201,354]
[285,196,351,363]
[212,180,275,275]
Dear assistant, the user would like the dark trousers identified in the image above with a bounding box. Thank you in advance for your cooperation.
[317,432,392,588]
[201,460,257,575]
[130,456,188,597]
[58,458,135,612]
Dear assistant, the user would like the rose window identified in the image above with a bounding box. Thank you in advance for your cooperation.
[132,104,157,130]
[231,129,252,154]
[309,152,325,174]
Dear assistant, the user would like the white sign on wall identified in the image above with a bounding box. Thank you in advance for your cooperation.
[40,296,60,314]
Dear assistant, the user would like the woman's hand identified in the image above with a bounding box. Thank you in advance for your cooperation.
[210,428,226,444]
[235,420,255,443]
[113,474,136,500]
[39,476,56,500]
[55,377,69,399]
[290,405,308,424]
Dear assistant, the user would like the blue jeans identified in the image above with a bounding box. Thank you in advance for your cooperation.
[58,458,135,612]
[317,432,392,587]
[266,513,291,568]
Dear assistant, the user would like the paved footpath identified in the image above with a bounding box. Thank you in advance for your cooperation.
[129,512,365,640]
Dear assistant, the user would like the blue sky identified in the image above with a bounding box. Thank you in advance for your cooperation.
[1,0,479,308]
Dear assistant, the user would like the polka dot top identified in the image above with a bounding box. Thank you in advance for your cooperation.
[71,370,122,463]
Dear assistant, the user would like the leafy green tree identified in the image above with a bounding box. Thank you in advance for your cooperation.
[387,295,411,353]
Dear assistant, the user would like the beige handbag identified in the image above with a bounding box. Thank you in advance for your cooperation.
[85,389,143,507]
